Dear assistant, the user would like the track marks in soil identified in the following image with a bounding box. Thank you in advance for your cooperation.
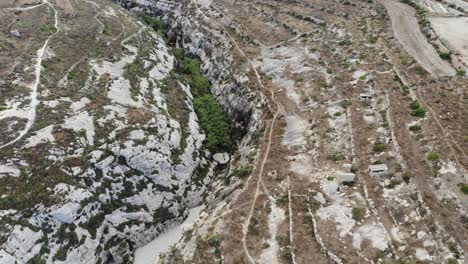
[0,0,59,149]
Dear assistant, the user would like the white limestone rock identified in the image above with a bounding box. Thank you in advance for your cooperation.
[213,152,230,164]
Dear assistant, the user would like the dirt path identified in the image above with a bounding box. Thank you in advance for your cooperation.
[241,106,281,263]
[192,2,288,262]
[229,38,284,264]
[0,0,59,149]
[5,1,45,11]
[379,0,456,77]
[84,0,105,34]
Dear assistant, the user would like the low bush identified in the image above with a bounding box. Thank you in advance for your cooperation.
[53,247,67,261]
[426,151,440,161]
[460,184,468,195]
[67,69,78,80]
[410,100,421,109]
[231,166,254,179]
[414,66,428,76]
[439,51,452,61]
[352,207,364,222]
[409,124,421,131]
[410,101,427,117]
[402,172,412,184]
[327,153,346,161]
[339,100,352,109]
[373,143,386,152]
[411,107,427,117]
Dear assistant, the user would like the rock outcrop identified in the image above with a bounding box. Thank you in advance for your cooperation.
[0,0,257,263]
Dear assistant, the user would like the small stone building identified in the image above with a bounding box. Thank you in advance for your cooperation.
[336,172,356,184]
[368,164,388,177]
[359,93,373,101]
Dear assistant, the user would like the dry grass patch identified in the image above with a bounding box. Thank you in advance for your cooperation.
[127,107,153,125]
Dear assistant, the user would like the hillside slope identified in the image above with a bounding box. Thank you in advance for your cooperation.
[121,0,468,263]
[0,0,245,262]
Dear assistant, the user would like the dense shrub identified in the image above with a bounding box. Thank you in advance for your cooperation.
[173,49,232,152]
[190,74,211,97]
[180,58,200,75]
[194,95,232,151]
[175,57,211,97]
[411,107,427,117]
[139,14,164,32]
[172,48,185,61]
[410,100,421,110]
[410,100,427,117]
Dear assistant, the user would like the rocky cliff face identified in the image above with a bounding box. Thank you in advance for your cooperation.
[0,0,256,263]
[119,0,259,142]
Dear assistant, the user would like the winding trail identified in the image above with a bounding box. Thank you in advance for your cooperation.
[6,2,45,11]
[191,2,288,263]
[233,35,283,263]
[0,0,59,150]
[84,0,105,34]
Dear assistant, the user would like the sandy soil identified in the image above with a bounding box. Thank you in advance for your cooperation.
[134,206,204,264]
